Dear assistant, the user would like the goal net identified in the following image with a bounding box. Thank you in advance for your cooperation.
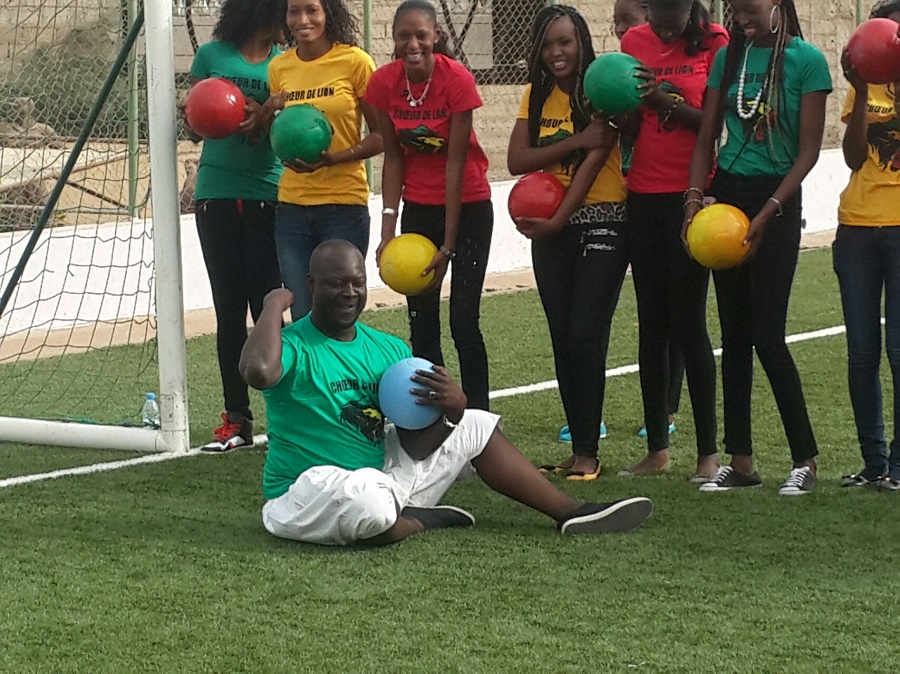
[0,0,189,453]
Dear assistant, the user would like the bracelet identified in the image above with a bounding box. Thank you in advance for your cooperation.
[381,207,398,217]
[684,198,704,210]
[768,196,783,217]
[439,245,457,260]
[685,187,704,198]
[441,413,462,429]
[660,99,680,127]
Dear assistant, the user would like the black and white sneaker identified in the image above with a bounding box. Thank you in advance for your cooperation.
[401,505,475,531]
[840,471,884,488]
[558,498,653,534]
[875,477,900,492]
[698,466,763,492]
[779,466,818,496]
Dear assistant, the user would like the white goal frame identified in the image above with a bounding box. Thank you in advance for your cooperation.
[0,0,190,454]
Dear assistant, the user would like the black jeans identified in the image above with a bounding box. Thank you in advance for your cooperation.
[532,212,628,457]
[196,198,282,418]
[401,200,493,411]
[707,171,817,462]
[628,192,718,456]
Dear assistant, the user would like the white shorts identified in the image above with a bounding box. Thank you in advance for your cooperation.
[261,410,500,546]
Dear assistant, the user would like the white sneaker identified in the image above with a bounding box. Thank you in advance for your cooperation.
[778,466,818,496]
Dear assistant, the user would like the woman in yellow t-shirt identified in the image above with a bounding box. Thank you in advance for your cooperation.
[834,0,900,491]
[266,0,383,320]
[506,4,626,481]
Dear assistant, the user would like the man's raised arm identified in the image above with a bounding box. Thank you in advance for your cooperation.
[240,288,293,390]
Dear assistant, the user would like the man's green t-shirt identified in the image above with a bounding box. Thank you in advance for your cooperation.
[708,37,832,176]
[189,41,283,200]
[262,316,412,500]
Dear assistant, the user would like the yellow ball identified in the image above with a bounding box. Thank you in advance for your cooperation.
[379,233,437,295]
[687,204,751,270]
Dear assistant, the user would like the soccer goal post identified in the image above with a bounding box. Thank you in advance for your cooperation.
[0,0,190,454]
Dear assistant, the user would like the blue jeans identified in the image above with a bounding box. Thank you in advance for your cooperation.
[275,203,370,320]
[833,224,900,479]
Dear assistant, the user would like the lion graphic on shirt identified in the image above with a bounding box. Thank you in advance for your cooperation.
[398,125,445,154]
[867,119,900,172]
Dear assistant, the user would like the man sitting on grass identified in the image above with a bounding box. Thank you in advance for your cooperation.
[240,240,653,546]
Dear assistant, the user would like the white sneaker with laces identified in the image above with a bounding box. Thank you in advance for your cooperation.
[779,466,818,496]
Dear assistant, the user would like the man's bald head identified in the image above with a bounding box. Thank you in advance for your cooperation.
[308,240,368,339]
[309,239,367,281]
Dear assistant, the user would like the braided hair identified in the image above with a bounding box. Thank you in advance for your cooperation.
[718,0,803,108]
[717,0,803,161]
[525,5,595,149]
[213,0,287,46]
[648,0,722,56]
[392,0,455,59]
[869,0,900,18]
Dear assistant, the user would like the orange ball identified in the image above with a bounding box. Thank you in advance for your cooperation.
[687,204,751,270]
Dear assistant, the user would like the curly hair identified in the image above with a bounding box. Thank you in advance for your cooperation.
[869,0,900,18]
[213,0,287,46]
[314,0,360,47]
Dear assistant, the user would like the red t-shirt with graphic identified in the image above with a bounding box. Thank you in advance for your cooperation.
[621,23,728,193]
[365,53,491,205]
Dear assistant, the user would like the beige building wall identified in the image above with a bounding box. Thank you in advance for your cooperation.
[356,0,860,185]
[0,0,866,185]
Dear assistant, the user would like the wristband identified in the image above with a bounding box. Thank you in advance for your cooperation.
[439,245,457,260]
[768,197,783,216]
[381,207,398,217]
[442,413,461,430]
[684,198,704,210]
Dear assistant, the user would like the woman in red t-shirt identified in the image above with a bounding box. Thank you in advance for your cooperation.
[618,0,727,482]
[366,0,493,410]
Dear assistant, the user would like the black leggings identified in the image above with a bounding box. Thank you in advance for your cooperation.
[708,171,818,463]
[628,192,718,456]
[196,198,282,418]
[532,217,628,457]
[401,200,493,411]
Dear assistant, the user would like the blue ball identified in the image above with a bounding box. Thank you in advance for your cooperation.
[379,357,442,430]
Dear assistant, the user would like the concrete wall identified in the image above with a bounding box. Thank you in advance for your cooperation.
[0,149,849,338]
[1,1,863,175]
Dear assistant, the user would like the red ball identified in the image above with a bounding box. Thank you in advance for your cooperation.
[508,172,566,221]
[847,18,900,85]
[184,78,246,140]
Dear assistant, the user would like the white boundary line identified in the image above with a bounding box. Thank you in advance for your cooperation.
[489,324,848,400]
[1,324,849,490]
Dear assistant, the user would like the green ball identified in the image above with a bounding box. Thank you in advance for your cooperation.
[270,104,332,163]
[583,52,644,116]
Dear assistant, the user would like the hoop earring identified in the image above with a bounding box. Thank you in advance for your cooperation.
[769,4,782,34]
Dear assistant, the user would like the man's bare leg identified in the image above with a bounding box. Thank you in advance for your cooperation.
[471,429,581,523]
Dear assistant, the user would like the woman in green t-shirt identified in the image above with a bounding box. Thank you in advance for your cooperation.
[684,0,832,496]
[185,0,286,453]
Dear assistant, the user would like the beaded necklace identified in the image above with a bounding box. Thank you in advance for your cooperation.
[404,74,432,107]
[735,41,769,120]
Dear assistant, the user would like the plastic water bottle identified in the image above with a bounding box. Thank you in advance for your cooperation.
[141,392,161,429]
